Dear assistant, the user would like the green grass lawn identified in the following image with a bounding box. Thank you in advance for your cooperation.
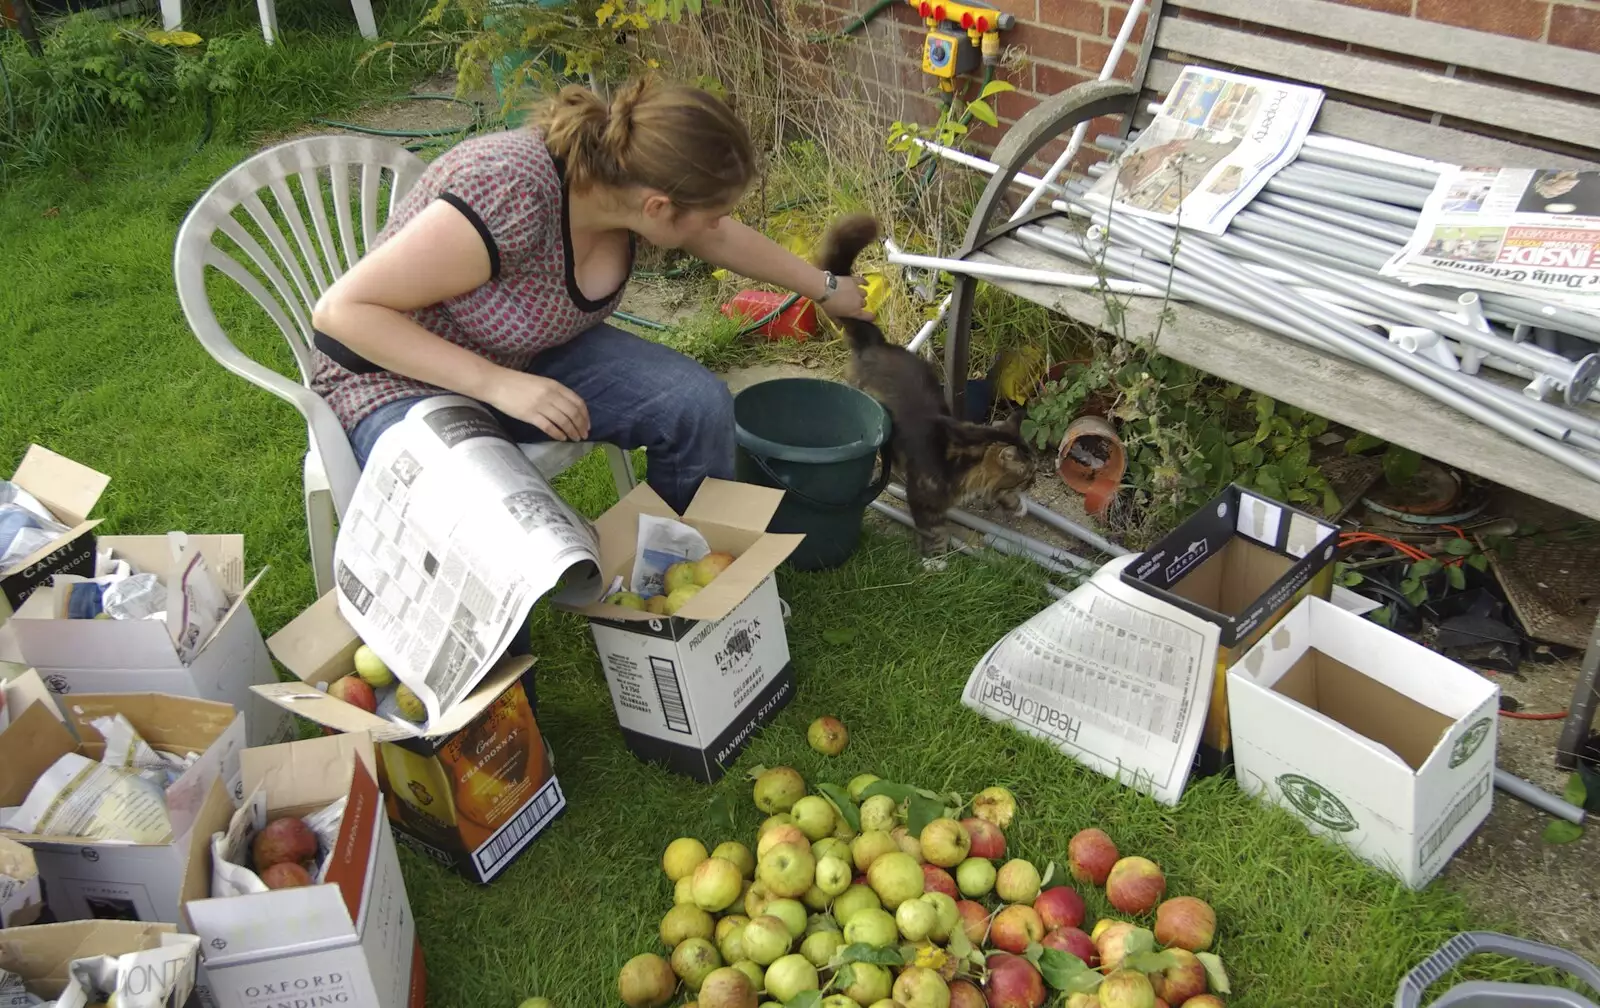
[0,72,1558,1008]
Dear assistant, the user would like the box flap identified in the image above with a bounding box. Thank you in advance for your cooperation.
[683,478,786,531]
[10,446,109,528]
[0,701,78,807]
[0,835,36,888]
[3,669,62,724]
[60,692,241,754]
[0,920,174,998]
[2,521,102,583]
[266,591,361,685]
[422,656,533,738]
[589,483,676,580]
[180,779,233,907]
[97,534,247,595]
[241,731,377,810]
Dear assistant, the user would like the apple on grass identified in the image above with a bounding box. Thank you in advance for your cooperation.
[995,858,1042,904]
[984,952,1045,1008]
[618,954,677,1008]
[698,966,759,1008]
[922,863,957,899]
[956,900,991,945]
[1068,828,1119,886]
[961,816,1006,860]
[1099,969,1157,1008]
[807,715,848,755]
[990,904,1044,954]
[1106,856,1166,915]
[1154,896,1217,952]
[1041,926,1096,966]
[919,817,972,868]
[1035,885,1087,931]
[1150,949,1208,1006]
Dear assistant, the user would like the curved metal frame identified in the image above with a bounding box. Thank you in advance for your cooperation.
[943,80,1140,417]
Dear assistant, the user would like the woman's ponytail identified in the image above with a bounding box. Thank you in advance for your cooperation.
[534,77,756,211]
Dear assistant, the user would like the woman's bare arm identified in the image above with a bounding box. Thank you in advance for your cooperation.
[311,201,589,440]
[682,216,872,319]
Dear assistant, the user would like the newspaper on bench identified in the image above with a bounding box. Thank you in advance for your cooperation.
[961,556,1215,805]
[1382,166,1600,314]
[332,395,604,726]
[1085,66,1323,235]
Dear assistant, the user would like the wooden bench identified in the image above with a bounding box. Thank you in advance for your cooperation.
[938,0,1600,769]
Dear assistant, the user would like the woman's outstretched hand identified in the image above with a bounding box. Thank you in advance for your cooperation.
[487,371,591,441]
[823,274,874,321]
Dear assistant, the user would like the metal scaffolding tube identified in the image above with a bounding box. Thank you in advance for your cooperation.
[886,484,1097,571]
[1029,214,1600,476]
[1275,162,1433,208]
[1021,495,1130,556]
[884,248,1165,296]
[1229,210,1400,263]
[1254,190,1416,244]
[1294,144,1441,189]
[1242,202,1404,257]
[1016,226,1580,442]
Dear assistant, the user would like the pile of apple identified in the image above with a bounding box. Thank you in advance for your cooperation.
[617,767,1230,1008]
[252,815,321,890]
[608,551,735,617]
[325,643,427,724]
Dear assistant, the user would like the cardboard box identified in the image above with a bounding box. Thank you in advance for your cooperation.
[185,733,425,1008]
[1228,596,1499,888]
[1122,484,1339,774]
[0,692,244,925]
[10,534,290,746]
[0,445,107,613]
[562,479,802,783]
[260,592,564,885]
[0,920,199,1006]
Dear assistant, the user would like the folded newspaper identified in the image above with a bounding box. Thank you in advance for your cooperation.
[331,396,605,727]
[962,555,1218,805]
[2,714,199,845]
[1382,166,1600,314]
[1085,66,1323,235]
[0,932,200,1008]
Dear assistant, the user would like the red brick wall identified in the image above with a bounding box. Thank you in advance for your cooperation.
[788,0,1600,172]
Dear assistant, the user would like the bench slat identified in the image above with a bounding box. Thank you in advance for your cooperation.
[1175,0,1600,100]
[1154,17,1600,151]
[968,237,1600,522]
[1140,61,1599,169]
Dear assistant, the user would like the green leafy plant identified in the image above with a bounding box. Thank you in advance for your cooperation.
[886,78,1014,168]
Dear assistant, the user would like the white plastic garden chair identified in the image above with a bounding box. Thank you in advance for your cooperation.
[174,135,637,598]
[159,0,376,45]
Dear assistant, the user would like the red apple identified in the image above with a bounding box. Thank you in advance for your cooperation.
[252,816,318,870]
[1151,949,1207,1006]
[1106,857,1166,915]
[1034,885,1086,931]
[922,863,958,899]
[1041,926,1096,967]
[1095,921,1139,973]
[261,862,312,889]
[961,816,1006,860]
[1182,998,1226,1008]
[1156,1001,1171,1008]
[990,904,1044,954]
[984,952,1045,1008]
[1099,969,1157,1008]
[1068,828,1119,886]
[327,674,376,714]
[1154,896,1216,952]
[956,900,991,945]
[949,978,987,1008]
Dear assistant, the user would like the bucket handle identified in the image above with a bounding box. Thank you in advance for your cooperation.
[748,441,894,513]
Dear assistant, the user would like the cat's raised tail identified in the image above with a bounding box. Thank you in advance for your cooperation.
[815,213,886,350]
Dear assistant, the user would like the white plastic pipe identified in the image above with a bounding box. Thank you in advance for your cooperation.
[885,248,1165,296]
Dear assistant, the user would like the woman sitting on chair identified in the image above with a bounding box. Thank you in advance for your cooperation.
[309,76,873,517]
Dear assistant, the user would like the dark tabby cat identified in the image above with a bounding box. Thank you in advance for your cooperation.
[817,213,1037,559]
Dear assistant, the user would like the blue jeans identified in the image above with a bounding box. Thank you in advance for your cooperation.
[348,323,735,515]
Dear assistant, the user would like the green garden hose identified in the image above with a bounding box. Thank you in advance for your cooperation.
[806,0,897,41]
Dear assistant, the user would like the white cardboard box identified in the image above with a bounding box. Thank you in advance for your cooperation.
[1228,596,1499,889]
[0,445,108,615]
[0,920,200,1006]
[560,480,803,783]
[0,836,43,929]
[9,533,290,746]
[0,692,245,924]
[185,732,424,1008]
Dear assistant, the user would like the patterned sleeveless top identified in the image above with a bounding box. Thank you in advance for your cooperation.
[311,128,634,431]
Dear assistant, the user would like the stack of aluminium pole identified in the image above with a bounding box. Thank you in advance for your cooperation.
[915,129,1600,486]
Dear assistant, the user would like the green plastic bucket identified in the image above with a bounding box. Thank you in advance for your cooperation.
[733,378,892,572]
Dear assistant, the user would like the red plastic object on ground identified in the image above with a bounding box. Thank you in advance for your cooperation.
[721,289,820,340]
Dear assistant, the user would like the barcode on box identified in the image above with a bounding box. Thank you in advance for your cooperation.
[650,656,692,735]
[1420,775,1491,864]
[473,776,566,878]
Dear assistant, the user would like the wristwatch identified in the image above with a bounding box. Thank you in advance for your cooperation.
[817,270,838,304]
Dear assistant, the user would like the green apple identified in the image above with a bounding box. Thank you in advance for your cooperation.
[353,644,394,688]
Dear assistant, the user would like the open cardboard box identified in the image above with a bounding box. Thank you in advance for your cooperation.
[0,836,43,929]
[1229,596,1499,888]
[0,920,199,1006]
[9,534,289,746]
[0,692,243,926]
[559,479,801,783]
[185,732,424,1008]
[1122,484,1339,775]
[0,445,108,614]
[261,592,563,884]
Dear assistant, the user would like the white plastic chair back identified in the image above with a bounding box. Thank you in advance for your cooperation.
[173,135,426,519]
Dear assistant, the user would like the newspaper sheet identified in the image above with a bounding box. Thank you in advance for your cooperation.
[1382,166,1600,314]
[962,556,1217,805]
[1084,66,1323,235]
[332,395,604,727]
